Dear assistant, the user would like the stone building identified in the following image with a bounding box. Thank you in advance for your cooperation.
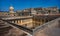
[0,11,10,16]
[9,6,16,16]
[16,9,31,16]
[32,7,59,14]
[0,6,18,16]
[31,8,37,15]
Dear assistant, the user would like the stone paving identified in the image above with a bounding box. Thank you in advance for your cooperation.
[34,18,60,36]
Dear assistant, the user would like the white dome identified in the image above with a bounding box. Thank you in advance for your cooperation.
[10,6,14,9]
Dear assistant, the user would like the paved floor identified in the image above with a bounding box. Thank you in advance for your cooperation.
[34,20,60,36]
[34,28,60,36]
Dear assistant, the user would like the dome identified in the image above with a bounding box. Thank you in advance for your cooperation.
[10,6,14,10]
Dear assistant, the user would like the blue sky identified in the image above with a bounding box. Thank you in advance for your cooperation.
[0,0,60,11]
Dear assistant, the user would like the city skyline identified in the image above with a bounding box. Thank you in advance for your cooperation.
[0,0,60,11]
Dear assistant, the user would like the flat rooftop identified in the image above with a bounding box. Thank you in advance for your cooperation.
[2,16,33,20]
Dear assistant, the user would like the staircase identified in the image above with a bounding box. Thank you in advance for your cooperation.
[0,20,12,36]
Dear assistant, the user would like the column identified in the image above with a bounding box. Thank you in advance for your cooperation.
[17,20,20,24]
[21,20,23,25]
[33,17,35,29]
[12,21,14,23]
[15,20,17,24]
[17,20,18,24]
[14,20,15,23]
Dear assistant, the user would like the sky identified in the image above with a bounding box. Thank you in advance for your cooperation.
[0,0,60,11]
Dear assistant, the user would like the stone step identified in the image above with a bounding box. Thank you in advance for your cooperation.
[0,20,5,24]
[0,23,10,27]
[0,20,11,29]
[0,24,6,25]
[0,26,12,36]
[0,26,12,34]
[0,25,10,28]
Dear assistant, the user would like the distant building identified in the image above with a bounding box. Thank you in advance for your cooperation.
[9,6,16,16]
[0,6,59,16]
[16,9,31,16]
[0,6,18,16]
[33,7,59,14]
[31,8,37,15]
[0,11,9,16]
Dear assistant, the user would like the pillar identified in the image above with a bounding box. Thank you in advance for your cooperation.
[21,20,23,25]
[14,20,15,23]
[17,20,18,24]
[12,21,14,23]
[33,17,35,28]
[15,20,18,24]
[18,20,20,24]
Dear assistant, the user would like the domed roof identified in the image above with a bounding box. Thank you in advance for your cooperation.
[10,6,14,9]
